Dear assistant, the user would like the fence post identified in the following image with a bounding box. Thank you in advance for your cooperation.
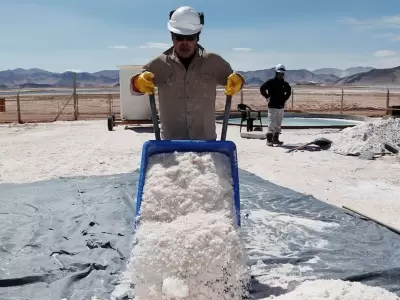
[340,88,344,114]
[0,98,5,112]
[16,91,22,124]
[73,72,78,120]
[240,89,243,104]
[107,94,112,115]
[76,94,79,119]
[386,88,390,115]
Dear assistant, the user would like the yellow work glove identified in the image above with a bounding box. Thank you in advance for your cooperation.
[134,71,155,94]
[225,72,245,96]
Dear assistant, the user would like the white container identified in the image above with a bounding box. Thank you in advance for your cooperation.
[118,65,151,120]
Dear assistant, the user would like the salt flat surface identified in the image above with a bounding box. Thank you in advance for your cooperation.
[0,119,399,229]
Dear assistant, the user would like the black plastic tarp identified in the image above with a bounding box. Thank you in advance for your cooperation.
[239,171,400,298]
[0,174,138,300]
[0,169,399,300]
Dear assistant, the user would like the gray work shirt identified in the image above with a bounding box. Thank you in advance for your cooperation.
[134,45,233,140]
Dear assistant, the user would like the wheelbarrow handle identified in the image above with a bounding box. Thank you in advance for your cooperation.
[149,94,161,140]
[221,95,232,141]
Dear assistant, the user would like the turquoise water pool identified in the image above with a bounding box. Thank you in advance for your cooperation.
[225,117,363,128]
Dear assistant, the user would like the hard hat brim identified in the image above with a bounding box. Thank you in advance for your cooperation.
[168,21,203,35]
[275,69,285,73]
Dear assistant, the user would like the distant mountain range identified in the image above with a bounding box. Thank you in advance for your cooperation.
[312,67,375,78]
[334,66,400,86]
[0,68,120,89]
[0,65,399,89]
[240,68,340,86]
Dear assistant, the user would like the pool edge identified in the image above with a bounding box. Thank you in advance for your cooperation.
[216,112,371,129]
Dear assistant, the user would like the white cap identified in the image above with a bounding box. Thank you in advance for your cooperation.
[275,64,286,73]
[168,6,203,35]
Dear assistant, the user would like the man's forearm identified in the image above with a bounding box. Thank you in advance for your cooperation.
[284,91,291,101]
[259,81,269,99]
[260,90,269,99]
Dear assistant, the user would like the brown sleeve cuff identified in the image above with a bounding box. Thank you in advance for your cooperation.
[130,74,143,94]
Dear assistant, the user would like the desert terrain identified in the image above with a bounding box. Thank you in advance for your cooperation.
[1,86,399,123]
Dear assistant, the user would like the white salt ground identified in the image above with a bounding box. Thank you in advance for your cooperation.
[264,279,400,300]
[329,118,400,155]
[126,151,249,299]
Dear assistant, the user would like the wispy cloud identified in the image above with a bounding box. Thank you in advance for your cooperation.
[340,15,400,29]
[373,50,397,57]
[339,17,375,29]
[138,42,170,49]
[108,45,131,49]
[341,15,400,43]
[232,47,252,51]
[381,33,400,41]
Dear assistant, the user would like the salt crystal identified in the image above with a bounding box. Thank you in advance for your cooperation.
[162,277,190,298]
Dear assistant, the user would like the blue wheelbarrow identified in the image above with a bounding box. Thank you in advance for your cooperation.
[134,93,241,228]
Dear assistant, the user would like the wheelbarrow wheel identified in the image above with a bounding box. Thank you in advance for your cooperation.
[107,115,114,131]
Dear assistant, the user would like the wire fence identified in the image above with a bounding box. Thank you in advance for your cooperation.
[1,87,399,124]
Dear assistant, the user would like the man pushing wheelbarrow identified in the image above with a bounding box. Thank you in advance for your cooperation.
[130,6,244,141]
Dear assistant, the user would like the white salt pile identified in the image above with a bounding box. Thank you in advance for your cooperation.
[125,152,249,300]
[266,279,400,300]
[330,118,400,155]
[130,211,249,299]
[138,151,236,223]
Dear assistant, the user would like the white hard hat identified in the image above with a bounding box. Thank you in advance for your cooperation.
[275,64,286,73]
[168,6,204,35]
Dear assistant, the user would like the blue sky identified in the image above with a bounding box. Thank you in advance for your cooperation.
[1,0,400,72]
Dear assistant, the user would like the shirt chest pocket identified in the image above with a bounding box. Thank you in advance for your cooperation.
[194,73,215,89]
[193,73,216,100]
[159,72,176,86]
[158,72,185,93]
[195,73,214,83]
[157,72,185,101]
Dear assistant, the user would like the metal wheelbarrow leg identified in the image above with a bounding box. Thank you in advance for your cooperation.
[149,94,161,140]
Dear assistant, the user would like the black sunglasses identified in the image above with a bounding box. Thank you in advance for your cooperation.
[173,33,197,41]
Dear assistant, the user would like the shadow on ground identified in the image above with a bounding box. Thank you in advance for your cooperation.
[279,144,329,152]
[124,126,154,134]
[0,169,399,299]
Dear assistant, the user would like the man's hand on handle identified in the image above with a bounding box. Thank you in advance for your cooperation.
[131,71,156,94]
[225,73,245,96]
[132,71,244,96]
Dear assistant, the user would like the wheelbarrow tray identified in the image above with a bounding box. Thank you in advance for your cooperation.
[135,139,241,228]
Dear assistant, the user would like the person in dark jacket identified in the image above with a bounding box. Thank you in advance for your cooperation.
[259,64,292,146]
